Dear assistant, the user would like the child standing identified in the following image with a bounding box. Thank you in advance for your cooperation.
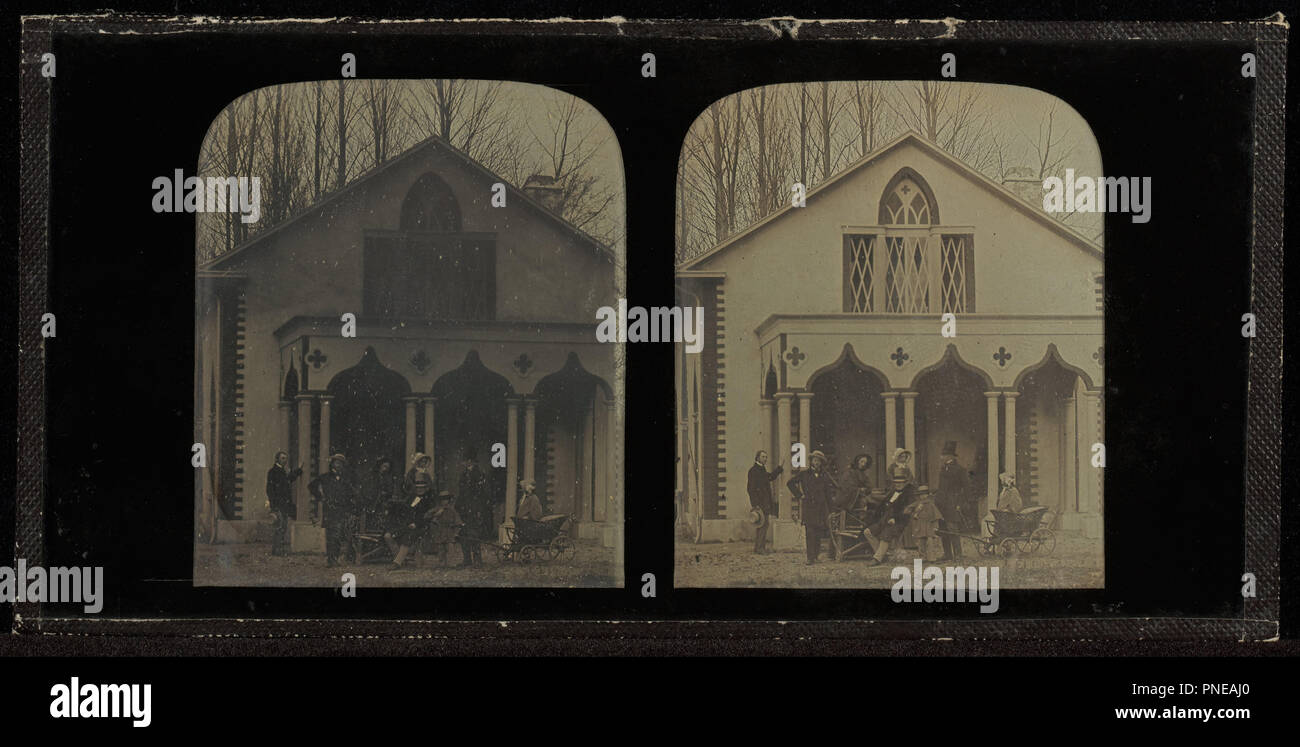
[904,489,942,562]
[428,490,463,568]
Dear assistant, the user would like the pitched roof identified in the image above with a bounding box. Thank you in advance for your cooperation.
[679,131,1104,271]
[202,132,612,271]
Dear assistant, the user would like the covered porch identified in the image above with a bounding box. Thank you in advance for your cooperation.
[751,313,1103,548]
[272,316,620,552]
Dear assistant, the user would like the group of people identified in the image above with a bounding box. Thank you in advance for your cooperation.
[748,441,1025,566]
[264,448,507,570]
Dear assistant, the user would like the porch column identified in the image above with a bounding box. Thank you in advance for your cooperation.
[294,394,314,522]
[582,404,596,523]
[593,395,610,523]
[984,391,1000,525]
[1003,391,1018,484]
[277,401,291,455]
[882,392,899,454]
[1079,390,1103,525]
[797,392,814,456]
[523,397,537,484]
[1063,394,1078,516]
[504,397,520,524]
[422,397,436,466]
[318,395,333,470]
[774,392,794,518]
[404,396,419,465]
[757,399,774,466]
[901,391,918,458]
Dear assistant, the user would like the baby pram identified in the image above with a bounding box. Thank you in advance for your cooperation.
[494,514,576,564]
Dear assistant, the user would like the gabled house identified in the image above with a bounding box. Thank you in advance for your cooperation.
[197,132,621,552]
[676,131,1104,549]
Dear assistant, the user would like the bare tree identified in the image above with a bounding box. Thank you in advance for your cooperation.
[531,94,621,245]
[307,81,329,201]
[330,80,371,189]
[683,96,746,244]
[358,79,410,171]
[262,84,309,226]
[408,80,529,185]
[810,82,856,183]
[848,81,890,160]
[197,81,625,259]
[790,83,811,188]
[1024,101,1075,180]
[742,85,792,221]
[886,81,997,173]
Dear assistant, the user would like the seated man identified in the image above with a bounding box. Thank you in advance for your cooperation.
[389,476,435,570]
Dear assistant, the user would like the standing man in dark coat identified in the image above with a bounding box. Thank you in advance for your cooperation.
[265,451,303,556]
[932,441,970,562]
[747,450,783,554]
[786,450,837,565]
[309,454,359,567]
[456,450,491,568]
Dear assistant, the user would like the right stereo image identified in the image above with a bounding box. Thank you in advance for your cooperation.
[674,81,1106,589]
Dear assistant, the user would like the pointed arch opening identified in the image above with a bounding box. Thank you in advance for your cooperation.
[1014,349,1086,515]
[1012,343,1099,392]
[911,345,990,487]
[806,343,891,390]
[326,347,412,478]
[808,347,889,484]
[533,353,613,522]
[400,172,462,233]
[431,350,512,495]
[879,167,940,225]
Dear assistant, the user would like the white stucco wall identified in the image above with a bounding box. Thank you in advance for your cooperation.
[687,136,1104,523]
[199,143,618,522]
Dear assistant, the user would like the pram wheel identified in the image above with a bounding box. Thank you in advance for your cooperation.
[519,545,537,564]
[1030,528,1056,555]
[548,535,575,562]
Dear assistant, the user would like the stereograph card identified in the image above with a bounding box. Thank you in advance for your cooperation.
[10,14,1286,645]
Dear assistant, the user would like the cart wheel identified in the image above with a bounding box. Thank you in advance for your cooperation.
[549,536,576,562]
[998,537,1018,558]
[1030,528,1056,555]
[519,546,536,564]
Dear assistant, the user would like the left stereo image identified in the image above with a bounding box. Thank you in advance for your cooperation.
[191,80,625,588]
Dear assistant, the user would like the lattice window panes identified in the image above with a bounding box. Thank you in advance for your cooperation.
[885,235,931,312]
[939,235,968,313]
[847,235,875,312]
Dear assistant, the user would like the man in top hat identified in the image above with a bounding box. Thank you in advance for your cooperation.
[309,453,359,567]
[456,448,491,568]
[932,441,970,562]
[786,450,837,564]
[746,450,783,554]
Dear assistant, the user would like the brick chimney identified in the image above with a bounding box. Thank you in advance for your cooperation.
[1001,166,1044,209]
[522,174,564,213]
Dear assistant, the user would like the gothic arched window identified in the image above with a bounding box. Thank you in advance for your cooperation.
[400,172,462,232]
[879,173,936,225]
[845,169,971,313]
[364,171,494,320]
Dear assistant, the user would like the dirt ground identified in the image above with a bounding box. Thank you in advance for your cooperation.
[675,532,1104,589]
[194,539,621,588]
